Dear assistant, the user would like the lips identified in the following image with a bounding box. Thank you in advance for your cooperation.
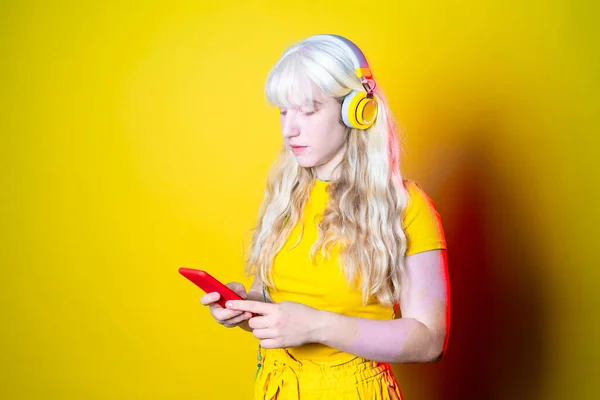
[291,145,307,154]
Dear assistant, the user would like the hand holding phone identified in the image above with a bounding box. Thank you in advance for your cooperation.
[178,268,244,308]
[179,268,256,328]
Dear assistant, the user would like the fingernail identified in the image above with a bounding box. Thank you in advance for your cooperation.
[226,301,233,308]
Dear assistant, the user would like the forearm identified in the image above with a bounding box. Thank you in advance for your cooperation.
[315,311,443,364]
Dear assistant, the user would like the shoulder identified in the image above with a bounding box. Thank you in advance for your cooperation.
[404,180,430,200]
[402,180,447,256]
[403,180,439,223]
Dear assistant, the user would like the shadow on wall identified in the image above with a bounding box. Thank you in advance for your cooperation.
[391,128,550,399]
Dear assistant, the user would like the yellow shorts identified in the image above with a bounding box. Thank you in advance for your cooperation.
[254,348,403,400]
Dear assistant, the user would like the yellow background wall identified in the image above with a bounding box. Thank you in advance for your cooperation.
[1,1,597,398]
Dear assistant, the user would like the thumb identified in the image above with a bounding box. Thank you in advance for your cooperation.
[226,282,247,299]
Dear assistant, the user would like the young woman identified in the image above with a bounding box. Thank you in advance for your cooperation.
[200,34,450,399]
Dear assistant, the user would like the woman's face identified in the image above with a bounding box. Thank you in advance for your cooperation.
[279,92,347,180]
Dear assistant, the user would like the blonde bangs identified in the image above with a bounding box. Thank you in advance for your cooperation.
[265,47,348,110]
[265,51,317,109]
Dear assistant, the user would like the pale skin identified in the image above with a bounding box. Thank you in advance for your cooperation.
[199,89,450,363]
[279,87,347,181]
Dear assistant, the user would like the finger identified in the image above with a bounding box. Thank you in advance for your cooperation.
[212,307,244,322]
[248,315,270,330]
[226,300,273,314]
[223,312,253,328]
[200,292,220,306]
[252,328,276,339]
[259,338,281,349]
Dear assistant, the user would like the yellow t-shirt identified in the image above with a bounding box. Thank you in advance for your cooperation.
[267,179,447,361]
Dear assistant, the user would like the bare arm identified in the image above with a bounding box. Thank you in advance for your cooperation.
[315,250,450,363]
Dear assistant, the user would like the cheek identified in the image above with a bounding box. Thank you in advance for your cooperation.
[324,117,346,149]
[308,121,337,151]
[314,111,344,141]
[323,130,344,151]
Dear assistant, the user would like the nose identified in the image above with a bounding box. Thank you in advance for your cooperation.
[281,111,300,139]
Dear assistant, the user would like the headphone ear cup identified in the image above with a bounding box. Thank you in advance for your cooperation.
[341,91,363,129]
[341,91,378,130]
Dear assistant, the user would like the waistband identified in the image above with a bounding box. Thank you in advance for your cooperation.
[256,347,392,398]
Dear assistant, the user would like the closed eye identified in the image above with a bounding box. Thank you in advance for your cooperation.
[301,107,319,116]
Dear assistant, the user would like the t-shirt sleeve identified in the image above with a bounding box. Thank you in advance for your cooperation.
[402,181,447,256]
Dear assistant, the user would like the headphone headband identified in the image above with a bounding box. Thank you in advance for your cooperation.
[307,34,375,92]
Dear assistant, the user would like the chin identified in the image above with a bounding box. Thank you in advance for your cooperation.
[294,157,317,168]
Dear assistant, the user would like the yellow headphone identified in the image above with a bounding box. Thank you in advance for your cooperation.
[308,34,379,130]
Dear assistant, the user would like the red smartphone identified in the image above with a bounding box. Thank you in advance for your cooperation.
[178,268,243,308]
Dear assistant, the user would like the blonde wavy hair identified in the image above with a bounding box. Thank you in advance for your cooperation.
[244,35,409,308]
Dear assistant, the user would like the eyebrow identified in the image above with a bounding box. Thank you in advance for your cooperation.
[306,100,322,108]
[280,100,323,110]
